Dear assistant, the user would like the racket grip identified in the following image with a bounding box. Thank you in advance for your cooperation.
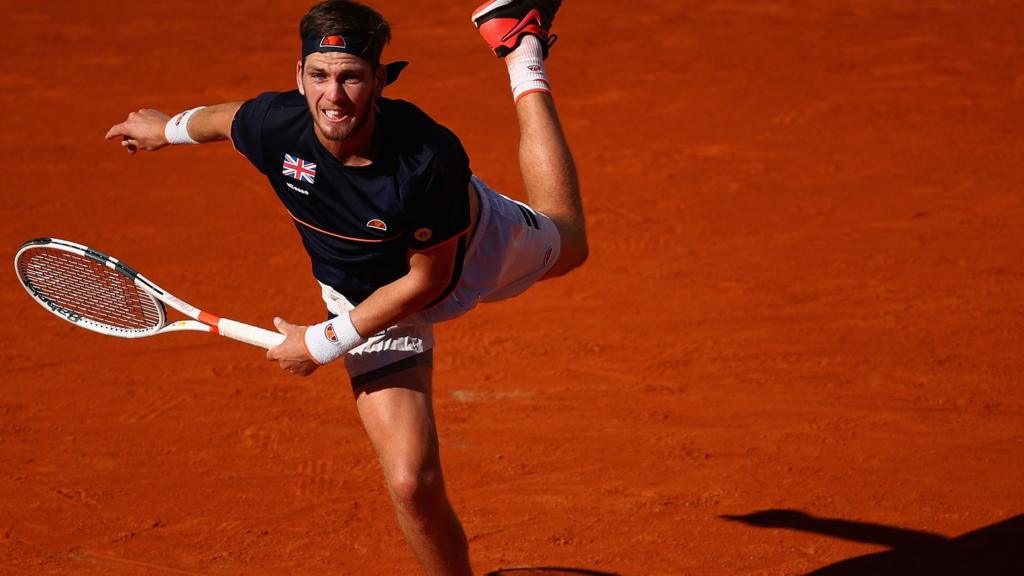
[218,318,287,349]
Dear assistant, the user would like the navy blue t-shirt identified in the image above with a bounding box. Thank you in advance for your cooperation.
[231,92,471,304]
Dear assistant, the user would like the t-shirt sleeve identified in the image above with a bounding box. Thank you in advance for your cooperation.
[230,91,281,174]
[403,145,472,251]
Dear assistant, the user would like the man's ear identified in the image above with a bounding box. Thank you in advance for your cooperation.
[295,59,305,95]
[374,64,387,98]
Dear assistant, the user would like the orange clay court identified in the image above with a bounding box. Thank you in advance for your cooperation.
[1,1,1022,575]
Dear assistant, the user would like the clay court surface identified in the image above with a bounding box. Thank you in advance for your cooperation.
[2,1,1023,574]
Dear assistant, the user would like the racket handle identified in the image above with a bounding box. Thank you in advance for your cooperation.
[218,318,287,349]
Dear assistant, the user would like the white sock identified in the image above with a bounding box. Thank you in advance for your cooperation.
[505,35,550,102]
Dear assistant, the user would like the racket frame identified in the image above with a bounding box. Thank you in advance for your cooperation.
[15,238,285,349]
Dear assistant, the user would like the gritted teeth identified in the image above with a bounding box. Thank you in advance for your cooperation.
[322,109,346,119]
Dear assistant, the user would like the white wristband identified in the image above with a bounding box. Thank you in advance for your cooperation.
[303,312,366,365]
[164,106,206,144]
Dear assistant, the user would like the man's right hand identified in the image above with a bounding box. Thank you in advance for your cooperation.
[105,108,171,154]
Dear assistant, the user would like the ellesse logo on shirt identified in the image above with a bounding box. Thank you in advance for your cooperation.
[366,219,387,231]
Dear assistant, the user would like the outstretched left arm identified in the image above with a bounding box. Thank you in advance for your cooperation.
[105,102,243,154]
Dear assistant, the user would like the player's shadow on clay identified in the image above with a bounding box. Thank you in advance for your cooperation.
[485,567,621,575]
[722,509,1024,575]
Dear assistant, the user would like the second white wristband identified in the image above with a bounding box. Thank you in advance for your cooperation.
[303,312,366,365]
[164,106,206,145]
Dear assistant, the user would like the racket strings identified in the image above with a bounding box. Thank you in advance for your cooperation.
[18,249,163,332]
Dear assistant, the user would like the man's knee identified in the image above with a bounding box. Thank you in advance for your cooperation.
[565,232,589,271]
[545,221,588,278]
[386,465,445,513]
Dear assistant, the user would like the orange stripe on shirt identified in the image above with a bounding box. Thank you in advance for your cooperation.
[287,210,402,243]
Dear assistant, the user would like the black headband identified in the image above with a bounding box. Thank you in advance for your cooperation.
[302,34,378,63]
[301,34,407,86]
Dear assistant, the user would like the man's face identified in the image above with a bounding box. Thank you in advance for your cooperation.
[296,52,383,144]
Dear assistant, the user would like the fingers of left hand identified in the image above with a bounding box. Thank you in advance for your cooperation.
[285,363,309,376]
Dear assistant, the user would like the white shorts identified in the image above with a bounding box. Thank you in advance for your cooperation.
[320,175,561,380]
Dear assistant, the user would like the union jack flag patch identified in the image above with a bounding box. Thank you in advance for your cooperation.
[282,154,316,184]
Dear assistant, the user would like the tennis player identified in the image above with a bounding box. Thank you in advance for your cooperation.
[105,1,585,574]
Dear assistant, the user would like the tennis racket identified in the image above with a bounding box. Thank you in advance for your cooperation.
[14,238,286,349]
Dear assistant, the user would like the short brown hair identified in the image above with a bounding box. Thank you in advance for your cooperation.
[300,1,391,65]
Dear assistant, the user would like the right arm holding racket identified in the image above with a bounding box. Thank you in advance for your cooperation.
[101,105,461,377]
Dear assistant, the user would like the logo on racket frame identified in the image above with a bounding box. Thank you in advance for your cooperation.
[25,279,83,323]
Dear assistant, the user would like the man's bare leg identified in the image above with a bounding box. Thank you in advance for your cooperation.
[514,90,588,278]
[355,365,471,576]
[473,1,586,278]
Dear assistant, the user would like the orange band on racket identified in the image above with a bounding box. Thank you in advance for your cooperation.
[199,311,222,333]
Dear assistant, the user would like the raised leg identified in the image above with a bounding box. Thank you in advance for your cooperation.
[474,1,588,279]
[514,89,587,278]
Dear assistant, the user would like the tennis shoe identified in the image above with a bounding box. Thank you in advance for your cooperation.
[472,0,561,58]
